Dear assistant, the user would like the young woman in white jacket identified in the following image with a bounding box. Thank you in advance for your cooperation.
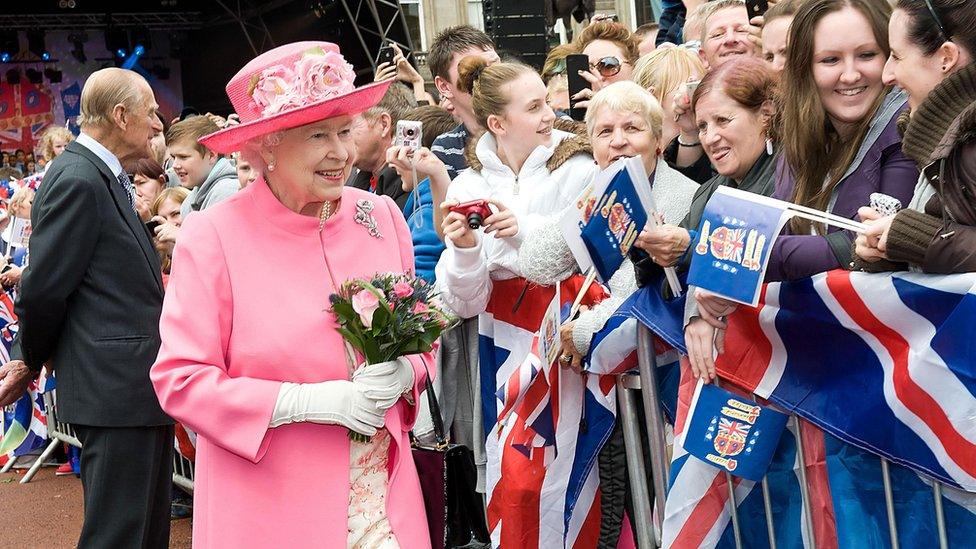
[435,57,600,318]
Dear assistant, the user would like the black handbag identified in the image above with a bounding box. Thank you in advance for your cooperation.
[412,359,491,549]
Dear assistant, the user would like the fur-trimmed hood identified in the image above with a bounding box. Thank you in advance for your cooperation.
[463,127,592,174]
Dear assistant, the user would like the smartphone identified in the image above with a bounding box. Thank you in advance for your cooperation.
[745,0,769,18]
[377,44,395,66]
[145,220,161,234]
[566,54,591,122]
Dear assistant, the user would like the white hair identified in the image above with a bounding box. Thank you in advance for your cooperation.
[77,68,145,128]
[585,80,664,140]
[238,131,284,175]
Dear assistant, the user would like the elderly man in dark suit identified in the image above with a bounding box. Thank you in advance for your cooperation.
[0,68,172,548]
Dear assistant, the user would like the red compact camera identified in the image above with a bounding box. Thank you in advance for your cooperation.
[449,200,493,229]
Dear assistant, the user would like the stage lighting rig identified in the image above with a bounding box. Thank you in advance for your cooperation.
[69,33,88,63]
[44,67,63,83]
[25,68,43,84]
[27,31,50,62]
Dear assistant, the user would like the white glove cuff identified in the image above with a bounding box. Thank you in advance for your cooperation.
[270,382,305,428]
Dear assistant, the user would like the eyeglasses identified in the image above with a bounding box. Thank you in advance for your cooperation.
[924,0,949,42]
[590,56,625,78]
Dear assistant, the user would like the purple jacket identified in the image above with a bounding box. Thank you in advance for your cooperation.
[766,91,919,281]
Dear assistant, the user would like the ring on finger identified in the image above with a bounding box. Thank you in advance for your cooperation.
[559,354,572,364]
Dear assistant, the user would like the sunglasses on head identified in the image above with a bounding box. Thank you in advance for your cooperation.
[590,56,624,77]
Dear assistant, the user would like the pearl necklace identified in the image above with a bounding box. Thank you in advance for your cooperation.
[318,200,335,231]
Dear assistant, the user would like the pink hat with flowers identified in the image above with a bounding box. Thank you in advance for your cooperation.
[199,41,391,154]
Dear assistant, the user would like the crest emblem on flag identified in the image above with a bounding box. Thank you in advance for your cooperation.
[713,418,750,457]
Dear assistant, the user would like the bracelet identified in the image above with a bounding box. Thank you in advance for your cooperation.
[677,136,701,147]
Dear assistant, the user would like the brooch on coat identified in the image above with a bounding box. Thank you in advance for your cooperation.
[354,199,382,239]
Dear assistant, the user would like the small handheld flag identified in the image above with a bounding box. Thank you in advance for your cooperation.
[677,380,788,481]
[688,186,867,306]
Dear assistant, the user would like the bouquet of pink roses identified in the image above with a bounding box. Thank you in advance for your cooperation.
[329,272,456,441]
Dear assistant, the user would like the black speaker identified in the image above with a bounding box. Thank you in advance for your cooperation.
[483,0,548,71]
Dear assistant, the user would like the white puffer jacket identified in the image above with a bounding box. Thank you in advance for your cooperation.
[435,129,599,319]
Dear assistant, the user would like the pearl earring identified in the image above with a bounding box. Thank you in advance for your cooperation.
[766,137,774,155]
[268,160,276,172]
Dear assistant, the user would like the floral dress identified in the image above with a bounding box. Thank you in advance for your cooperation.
[347,428,399,548]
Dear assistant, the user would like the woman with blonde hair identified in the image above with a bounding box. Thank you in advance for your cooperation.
[430,55,599,542]
[632,46,712,183]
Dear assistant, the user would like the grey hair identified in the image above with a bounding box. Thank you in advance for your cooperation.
[77,68,145,128]
[585,80,664,140]
[238,131,284,175]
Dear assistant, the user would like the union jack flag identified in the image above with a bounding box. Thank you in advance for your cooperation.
[480,276,611,548]
[588,270,976,547]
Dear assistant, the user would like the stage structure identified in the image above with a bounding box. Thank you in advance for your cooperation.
[310,0,414,79]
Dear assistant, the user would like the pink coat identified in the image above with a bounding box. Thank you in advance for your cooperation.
[151,179,434,548]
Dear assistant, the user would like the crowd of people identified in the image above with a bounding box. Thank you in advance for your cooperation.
[0,0,974,546]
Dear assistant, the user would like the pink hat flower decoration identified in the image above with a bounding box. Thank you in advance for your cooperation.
[200,41,390,154]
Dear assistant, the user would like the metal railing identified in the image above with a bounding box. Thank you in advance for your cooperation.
[620,324,956,549]
[1,389,194,492]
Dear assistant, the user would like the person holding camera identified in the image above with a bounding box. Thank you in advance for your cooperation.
[348,82,415,210]
[432,57,598,499]
[435,57,597,318]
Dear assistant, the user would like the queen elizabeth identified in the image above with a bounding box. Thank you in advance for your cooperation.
[150,42,434,548]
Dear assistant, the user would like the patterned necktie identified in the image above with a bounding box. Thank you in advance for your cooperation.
[117,171,137,211]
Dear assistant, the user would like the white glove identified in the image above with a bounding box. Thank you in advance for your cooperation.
[270,380,388,436]
[352,357,415,410]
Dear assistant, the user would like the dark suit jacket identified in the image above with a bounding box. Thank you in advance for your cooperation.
[11,140,171,427]
[348,165,409,211]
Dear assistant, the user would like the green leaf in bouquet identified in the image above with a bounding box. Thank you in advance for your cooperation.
[420,329,440,347]
[336,327,366,353]
[370,303,391,333]
[331,301,358,322]
[362,337,382,364]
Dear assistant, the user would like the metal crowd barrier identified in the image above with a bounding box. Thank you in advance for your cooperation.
[1,389,194,492]
[173,446,195,494]
[623,324,954,549]
[6,390,83,484]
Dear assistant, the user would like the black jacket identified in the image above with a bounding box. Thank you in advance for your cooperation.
[11,140,170,427]
[348,165,409,211]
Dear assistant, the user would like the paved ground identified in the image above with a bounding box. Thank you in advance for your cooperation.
[0,466,192,548]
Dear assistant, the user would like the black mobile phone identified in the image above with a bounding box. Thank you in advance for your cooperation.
[0,264,11,274]
[377,44,395,66]
[745,0,769,18]
[566,54,591,122]
[145,220,161,234]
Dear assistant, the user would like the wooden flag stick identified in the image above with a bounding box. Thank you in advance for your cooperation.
[569,267,598,319]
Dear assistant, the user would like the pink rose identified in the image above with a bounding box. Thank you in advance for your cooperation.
[393,281,414,299]
[351,289,381,328]
[294,51,355,103]
[412,301,429,315]
[251,64,295,114]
